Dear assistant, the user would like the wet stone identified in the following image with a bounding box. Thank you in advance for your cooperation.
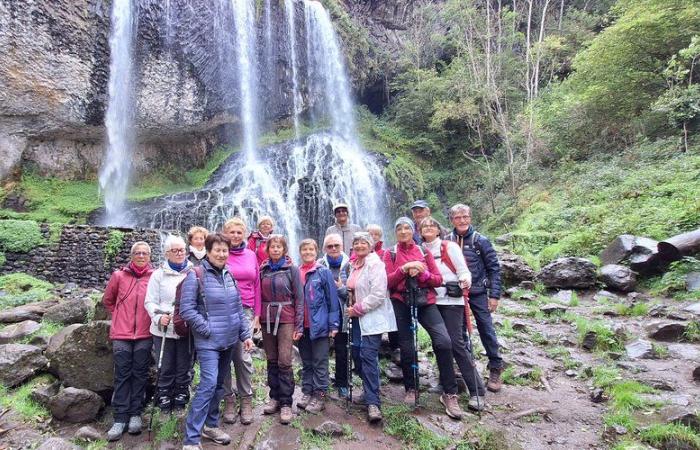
[683,302,700,315]
[581,331,598,351]
[0,320,41,344]
[686,272,700,291]
[313,420,345,437]
[541,303,567,315]
[565,370,577,377]
[646,321,688,342]
[553,290,573,305]
[75,425,102,441]
[590,388,607,403]
[625,340,655,359]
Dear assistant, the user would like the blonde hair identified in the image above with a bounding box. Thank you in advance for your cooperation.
[299,238,319,253]
[187,226,208,243]
[366,224,383,237]
[258,215,274,228]
[223,217,247,233]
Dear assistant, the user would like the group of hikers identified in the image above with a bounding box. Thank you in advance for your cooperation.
[102,200,503,449]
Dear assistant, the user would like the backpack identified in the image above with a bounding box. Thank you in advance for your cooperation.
[173,266,206,337]
[389,244,426,263]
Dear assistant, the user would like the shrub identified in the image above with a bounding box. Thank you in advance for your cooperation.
[0,220,44,253]
[103,230,125,265]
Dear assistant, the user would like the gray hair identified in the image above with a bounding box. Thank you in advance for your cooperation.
[130,241,152,255]
[323,233,343,249]
[366,224,383,237]
[352,232,374,249]
[448,203,472,219]
[163,235,186,252]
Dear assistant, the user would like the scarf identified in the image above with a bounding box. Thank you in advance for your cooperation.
[168,260,189,272]
[300,261,316,283]
[326,254,343,269]
[229,242,246,255]
[129,261,150,278]
[189,245,206,260]
[269,257,286,272]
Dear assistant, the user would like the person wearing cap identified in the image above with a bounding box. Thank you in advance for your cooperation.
[383,217,464,420]
[410,200,449,245]
[346,232,397,423]
[325,203,362,257]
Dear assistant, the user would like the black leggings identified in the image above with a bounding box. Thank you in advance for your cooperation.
[438,305,485,396]
[391,299,457,394]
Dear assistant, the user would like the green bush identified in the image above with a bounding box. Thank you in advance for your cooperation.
[0,252,5,267]
[0,273,54,309]
[0,220,44,253]
[103,230,125,265]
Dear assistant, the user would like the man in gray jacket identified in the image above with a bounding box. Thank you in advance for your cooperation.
[325,202,362,256]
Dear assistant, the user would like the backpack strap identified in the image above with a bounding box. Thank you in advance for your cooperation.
[192,265,209,319]
[440,240,457,274]
[471,231,481,256]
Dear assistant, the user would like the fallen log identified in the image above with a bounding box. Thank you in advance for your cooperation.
[658,228,700,263]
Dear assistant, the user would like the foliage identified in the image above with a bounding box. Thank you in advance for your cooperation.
[0,273,54,309]
[291,417,333,450]
[0,252,5,267]
[103,230,125,265]
[639,423,700,449]
[19,321,64,344]
[0,374,55,422]
[383,404,452,449]
[48,223,63,243]
[645,257,700,300]
[575,317,626,352]
[0,220,44,253]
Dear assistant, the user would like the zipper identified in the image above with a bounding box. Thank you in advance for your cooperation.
[132,278,140,338]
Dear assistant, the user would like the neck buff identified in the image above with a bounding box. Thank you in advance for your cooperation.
[326,254,343,268]
[189,245,206,260]
[129,261,150,278]
[168,260,189,272]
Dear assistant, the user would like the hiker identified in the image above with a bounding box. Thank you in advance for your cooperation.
[419,217,487,410]
[187,226,209,266]
[144,235,194,413]
[317,233,351,399]
[296,238,340,414]
[325,202,362,258]
[410,200,448,245]
[248,215,275,265]
[383,217,464,420]
[446,204,504,392]
[180,233,254,449]
[367,224,399,360]
[259,235,304,424]
[102,241,154,441]
[221,218,261,425]
[346,232,397,423]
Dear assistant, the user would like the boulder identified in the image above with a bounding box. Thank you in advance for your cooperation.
[498,252,536,287]
[45,321,113,394]
[684,303,700,315]
[581,331,598,351]
[646,321,688,342]
[494,233,513,246]
[0,320,41,343]
[593,290,619,302]
[313,420,345,437]
[629,237,661,274]
[31,380,61,406]
[36,438,81,450]
[93,300,110,321]
[536,257,597,289]
[43,298,90,325]
[687,273,700,292]
[600,235,636,265]
[384,363,403,382]
[661,405,700,431]
[553,290,574,305]
[625,339,655,359]
[0,344,48,387]
[667,344,700,361]
[48,387,104,422]
[541,303,568,315]
[0,299,58,323]
[599,264,637,292]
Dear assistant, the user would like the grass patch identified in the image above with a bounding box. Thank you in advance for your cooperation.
[291,417,333,450]
[643,257,700,301]
[417,326,431,351]
[383,404,451,449]
[501,366,544,387]
[684,322,700,342]
[455,423,510,449]
[497,319,516,339]
[19,321,64,343]
[639,423,700,449]
[147,408,181,442]
[0,273,54,309]
[614,303,650,317]
[0,374,55,422]
[574,317,626,352]
[0,219,44,253]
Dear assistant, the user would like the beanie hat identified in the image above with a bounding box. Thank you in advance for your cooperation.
[394,216,415,232]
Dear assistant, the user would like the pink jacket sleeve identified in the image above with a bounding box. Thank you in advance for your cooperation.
[383,249,405,289]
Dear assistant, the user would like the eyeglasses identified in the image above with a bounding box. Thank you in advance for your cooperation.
[422,223,438,229]
[132,252,150,256]
[326,244,341,249]
[168,249,186,254]
[452,215,471,221]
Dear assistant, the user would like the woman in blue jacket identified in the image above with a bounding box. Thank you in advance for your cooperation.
[179,233,254,450]
[296,238,340,414]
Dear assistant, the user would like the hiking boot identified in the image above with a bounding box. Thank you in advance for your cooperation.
[202,426,231,445]
[173,385,190,409]
[222,394,237,424]
[305,392,326,414]
[297,393,312,410]
[263,399,280,415]
[403,389,417,405]
[240,395,253,425]
[127,415,142,434]
[106,422,126,441]
[468,395,486,412]
[486,367,504,392]
[337,387,349,399]
[367,404,383,423]
[440,393,464,420]
[157,391,173,412]
[279,405,293,425]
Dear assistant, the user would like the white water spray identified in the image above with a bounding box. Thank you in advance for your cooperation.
[285,0,301,138]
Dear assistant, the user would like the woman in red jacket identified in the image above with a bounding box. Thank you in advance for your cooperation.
[383,217,464,420]
[102,241,154,441]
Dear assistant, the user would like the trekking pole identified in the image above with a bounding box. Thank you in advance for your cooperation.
[148,320,169,439]
[407,276,420,409]
[463,287,481,412]
[346,288,354,413]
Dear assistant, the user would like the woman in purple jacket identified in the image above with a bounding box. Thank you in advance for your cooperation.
[221,217,261,425]
[259,235,304,424]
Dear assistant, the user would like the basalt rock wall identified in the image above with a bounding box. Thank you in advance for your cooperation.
[0,224,166,287]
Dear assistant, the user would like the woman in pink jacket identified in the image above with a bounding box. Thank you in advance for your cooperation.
[102,241,154,441]
[221,217,261,425]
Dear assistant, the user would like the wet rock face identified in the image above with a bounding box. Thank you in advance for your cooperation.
[0,344,49,387]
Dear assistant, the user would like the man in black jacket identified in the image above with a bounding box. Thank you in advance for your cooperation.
[446,203,504,392]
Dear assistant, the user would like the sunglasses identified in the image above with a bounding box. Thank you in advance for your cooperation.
[326,244,341,249]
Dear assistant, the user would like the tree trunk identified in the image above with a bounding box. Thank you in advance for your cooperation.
[658,228,700,263]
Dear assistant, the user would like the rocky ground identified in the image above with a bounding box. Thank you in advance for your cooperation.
[1,255,699,449]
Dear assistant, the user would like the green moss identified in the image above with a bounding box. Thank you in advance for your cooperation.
[643,257,700,300]
[103,230,125,265]
[0,273,54,309]
[0,220,44,253]
[48,223,63,243]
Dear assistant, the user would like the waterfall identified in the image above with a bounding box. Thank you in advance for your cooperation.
[99,0,136,226]
[285,0,301,138]
[232,0,258,162]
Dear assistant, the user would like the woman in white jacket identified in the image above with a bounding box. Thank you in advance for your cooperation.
[420,217,486,411]
[346,232,397,423]
[144,235,194,411]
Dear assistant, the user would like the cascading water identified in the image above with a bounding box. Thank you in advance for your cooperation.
[285,0,301,138]
[99,0,136,226]
[128,0,391,251]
